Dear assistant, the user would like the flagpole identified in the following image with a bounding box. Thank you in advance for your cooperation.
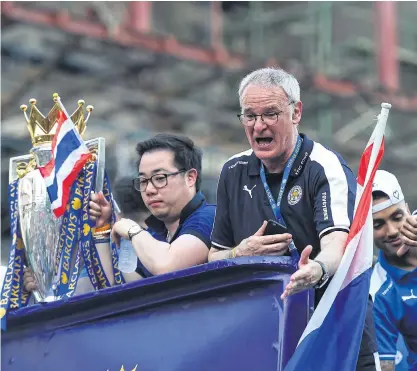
[364,103,391,186]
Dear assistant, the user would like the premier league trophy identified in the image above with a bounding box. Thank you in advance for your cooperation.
[1,94,123,323]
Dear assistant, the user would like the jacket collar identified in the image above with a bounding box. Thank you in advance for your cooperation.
[379,251,417,282]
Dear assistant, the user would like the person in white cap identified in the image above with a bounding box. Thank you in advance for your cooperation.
[370,170,417,371]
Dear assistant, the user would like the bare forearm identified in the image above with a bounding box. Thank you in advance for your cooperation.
[380,360,394,371]
[122,271,144,282]
[316,231,347,277]
[208,247,232,262]
[131,231,172,275]
[96,241,144,284]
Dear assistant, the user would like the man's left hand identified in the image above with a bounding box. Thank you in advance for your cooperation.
[111,218,139,247]
[281,245,322,300]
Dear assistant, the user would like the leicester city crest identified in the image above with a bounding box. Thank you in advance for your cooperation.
[288,185,303,206]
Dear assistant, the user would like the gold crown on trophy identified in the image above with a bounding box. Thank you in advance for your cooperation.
[20,93,94,146]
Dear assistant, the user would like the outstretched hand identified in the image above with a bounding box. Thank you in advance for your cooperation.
[281,245,323,300]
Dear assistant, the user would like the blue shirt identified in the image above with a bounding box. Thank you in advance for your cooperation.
[135,192,215,278]
[370,252,417,369]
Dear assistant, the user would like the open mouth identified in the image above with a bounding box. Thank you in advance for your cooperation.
[255,137,273,146]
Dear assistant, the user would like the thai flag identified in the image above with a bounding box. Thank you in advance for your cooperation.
[284,104,390,371]
[38,98,91,217]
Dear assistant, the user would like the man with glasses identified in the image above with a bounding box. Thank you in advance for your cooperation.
[89,133,215,281]
[208,67,378,370]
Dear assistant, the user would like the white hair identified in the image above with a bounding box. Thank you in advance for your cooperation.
[238,67,301,109]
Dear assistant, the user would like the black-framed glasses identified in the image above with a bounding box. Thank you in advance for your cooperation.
[237,101,295,127]
[133,170,186,192]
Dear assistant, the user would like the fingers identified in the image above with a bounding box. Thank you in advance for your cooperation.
[90,192,99,203]
[23,270,37,292]
[401,224,417,246]
[397,244,411,257]
[402,232,417,246]
[90,192,109,211]
[259,233,292,245]
[98,192,110,207]
[25,281,37,292]
[89,196,103,223]
[89,198,102,218]
[289,269,313,285]
[89,201,101,212]
[403,223,417,235]
[281,281,306,300]
[89,210,101,219]
[299,245,313,267]
[261,242,292,255]
[280,261,321,300]
[404,215,417,230]
[281,280,300,300]
[281,287,290,300]
[111,226,121,248]
[281,273,311,300]
[254,221,268,236]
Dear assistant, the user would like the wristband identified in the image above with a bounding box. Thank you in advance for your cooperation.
[94,236,110,244]
[95,224,111,233]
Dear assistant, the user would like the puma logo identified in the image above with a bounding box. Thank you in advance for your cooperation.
[243,185,256,198]
[402,289,417,302]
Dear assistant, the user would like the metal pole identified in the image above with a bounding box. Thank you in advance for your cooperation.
[374,1,399,92]
[249,2,264,59]
[317,2,333,72]
[128,2,152,34]
[210,1,224,51]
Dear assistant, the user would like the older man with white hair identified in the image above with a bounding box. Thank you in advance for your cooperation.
[209,67,378,370]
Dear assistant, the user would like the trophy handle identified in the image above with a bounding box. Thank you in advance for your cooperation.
[85,137,105,193]
[9,155,46,303]
[85,137,120,214]
[32,291,44,303]
[9,154,33,183]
